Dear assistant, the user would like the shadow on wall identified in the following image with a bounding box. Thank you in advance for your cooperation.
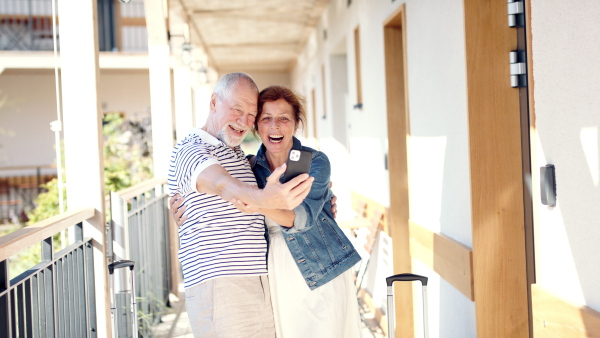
[536,116,600,321]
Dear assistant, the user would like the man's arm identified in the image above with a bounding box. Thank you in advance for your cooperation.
[256,208,295,228]
[196,162,313,210]
[171,188,338,228]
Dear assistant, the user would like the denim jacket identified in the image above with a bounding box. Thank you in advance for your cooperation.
[251,137,361,290]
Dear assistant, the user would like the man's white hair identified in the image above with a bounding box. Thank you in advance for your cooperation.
[213,72,259,101]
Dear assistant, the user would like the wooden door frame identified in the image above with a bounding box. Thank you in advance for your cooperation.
[383,4,413,337]
[463,0,530,336]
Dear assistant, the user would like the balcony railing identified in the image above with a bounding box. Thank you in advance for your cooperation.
[0,207,97,337]
[0,0,148,52]
[109,178,172,336]
[0,177,175,337]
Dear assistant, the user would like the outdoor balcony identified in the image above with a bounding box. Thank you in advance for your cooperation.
[0,0,395,336]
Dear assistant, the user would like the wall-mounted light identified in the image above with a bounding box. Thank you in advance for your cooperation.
[181,42,192,66]
[540,164,556,207]
[119,0,132,4]
[196,66,208,84]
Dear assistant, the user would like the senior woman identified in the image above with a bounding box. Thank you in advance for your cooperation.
[246,85,362,338]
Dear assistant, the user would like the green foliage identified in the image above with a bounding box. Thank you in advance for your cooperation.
[137,291,169,337]
[25,113,153,223]
[103,113,153,192]
[26,178,66,224]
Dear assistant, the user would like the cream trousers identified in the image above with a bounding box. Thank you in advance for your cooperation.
[185,275,275,338]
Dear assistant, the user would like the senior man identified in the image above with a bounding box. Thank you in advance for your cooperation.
[168,72,313,337]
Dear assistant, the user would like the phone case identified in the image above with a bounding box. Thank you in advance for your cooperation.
[281,149,312,183]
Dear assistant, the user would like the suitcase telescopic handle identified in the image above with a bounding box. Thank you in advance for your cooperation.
[386,273,428,286]
[108,260,135,275]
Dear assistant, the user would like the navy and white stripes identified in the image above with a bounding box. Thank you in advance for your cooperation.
[168,129,267,289]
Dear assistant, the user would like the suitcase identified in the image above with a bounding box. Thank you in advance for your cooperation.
[386,273,429,338]
[108,260,138,338]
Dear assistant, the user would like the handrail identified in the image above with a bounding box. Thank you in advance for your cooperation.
[0,207,95,260]
[0,164,56,171]
[115,177,167,200]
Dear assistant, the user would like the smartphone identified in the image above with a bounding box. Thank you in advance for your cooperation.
[281,149,312,183]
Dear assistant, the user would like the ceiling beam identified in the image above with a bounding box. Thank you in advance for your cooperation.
[207,42,299,49]
[191,12,309,25]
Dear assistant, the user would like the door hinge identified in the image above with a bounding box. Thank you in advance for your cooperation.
[508,0,524,27]
[510,50,527,88]
[106,220,114,263]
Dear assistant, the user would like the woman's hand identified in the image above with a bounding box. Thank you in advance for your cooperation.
[169,194,187,227]
[230,198,260,214]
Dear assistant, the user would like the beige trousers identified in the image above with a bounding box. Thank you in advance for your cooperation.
[185,275,275,338]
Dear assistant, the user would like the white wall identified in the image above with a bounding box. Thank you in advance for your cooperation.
[0,69,151,169]
[291,0,475,336]
[0,69,58,168]
[99,69,151,120]
[530,0,600,312]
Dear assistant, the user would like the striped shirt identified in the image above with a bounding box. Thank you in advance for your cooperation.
[168,129,267,289]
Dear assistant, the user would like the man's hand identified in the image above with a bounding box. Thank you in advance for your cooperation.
[255,164,314,210]
[330,194,337,219]
[329,181,337,219]
[169,194,187,227]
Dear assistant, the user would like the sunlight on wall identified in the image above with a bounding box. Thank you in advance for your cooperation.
[535,204,586,304]
[534,135,586,305]
[580,127,599,186]
[408,135,447,232]
[348,137,389,207]
[318,136,355,220]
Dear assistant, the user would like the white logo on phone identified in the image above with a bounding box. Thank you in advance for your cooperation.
[289,150,301,161]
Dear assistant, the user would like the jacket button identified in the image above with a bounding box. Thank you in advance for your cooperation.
[309,282,316,286]
[297,258,305,263]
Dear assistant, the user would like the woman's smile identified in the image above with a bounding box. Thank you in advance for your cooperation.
[268,134,284,143]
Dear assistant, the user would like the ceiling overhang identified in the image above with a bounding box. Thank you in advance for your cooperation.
[174,0,329,73]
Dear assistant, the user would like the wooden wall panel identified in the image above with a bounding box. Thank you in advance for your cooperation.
[409,221,474,301]
[383,4,413,337]
[463,0,530,336]
[532,284,600,337]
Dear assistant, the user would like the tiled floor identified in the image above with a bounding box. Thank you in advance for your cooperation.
[152,284,386,338]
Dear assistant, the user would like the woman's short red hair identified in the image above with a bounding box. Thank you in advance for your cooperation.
[256,85,306,132]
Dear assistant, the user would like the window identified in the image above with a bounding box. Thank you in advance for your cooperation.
[321,64,327,118]
[354,26,363,108]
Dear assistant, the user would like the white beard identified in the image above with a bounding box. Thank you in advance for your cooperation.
[217,123,248,147]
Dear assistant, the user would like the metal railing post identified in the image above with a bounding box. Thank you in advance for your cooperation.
[0,260,10,337]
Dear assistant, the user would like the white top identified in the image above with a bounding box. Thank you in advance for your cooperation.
[168,129,267,289]
[265,218,363,338]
